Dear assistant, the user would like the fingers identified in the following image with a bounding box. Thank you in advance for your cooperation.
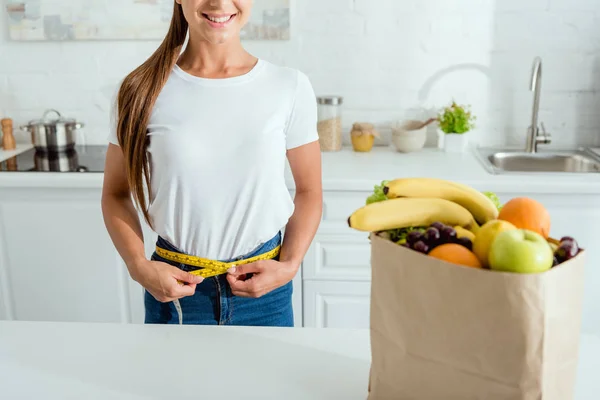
[172,267,204,285]
[226,273,265,298]
[154,282,197,303]
[170,282,197,298]
[148,266,203,303]
[165,268,202,300]
[227,261,265,277]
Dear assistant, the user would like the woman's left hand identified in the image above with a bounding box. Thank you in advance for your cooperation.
[226,260,298,298]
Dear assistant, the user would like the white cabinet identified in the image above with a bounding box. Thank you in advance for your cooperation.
[303,281,371,329]
[0,189,128,323]
[302,190,373,328]
[302,233,371,281]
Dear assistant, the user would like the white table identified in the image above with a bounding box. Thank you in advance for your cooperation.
[0,321,599,399]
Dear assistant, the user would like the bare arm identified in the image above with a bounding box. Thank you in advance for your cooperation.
[101,143,147,280]
[279,141,323,273]
[101,143,202,301]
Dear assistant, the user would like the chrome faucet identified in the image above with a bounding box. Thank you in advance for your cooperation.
[526,57,551,153]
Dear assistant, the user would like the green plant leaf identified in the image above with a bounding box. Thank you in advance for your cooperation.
[438,100,476,134]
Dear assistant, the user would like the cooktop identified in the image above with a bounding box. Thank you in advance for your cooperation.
[0,145,107,172]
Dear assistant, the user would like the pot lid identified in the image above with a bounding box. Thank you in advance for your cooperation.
[27,109,78,125]
[317,96,343,105]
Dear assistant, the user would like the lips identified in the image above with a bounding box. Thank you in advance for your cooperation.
[202,13,237,27]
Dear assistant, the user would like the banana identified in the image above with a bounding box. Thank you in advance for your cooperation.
[348,197,478,233]
[383,178,498,225]
[454,226,476,242]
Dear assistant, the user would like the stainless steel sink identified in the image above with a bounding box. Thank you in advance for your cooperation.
[475,148,600,174]
[473,57,600,175]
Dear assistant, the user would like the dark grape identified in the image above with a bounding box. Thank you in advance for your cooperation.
[413,241,429,254]
[425,227,441,246]
[430,222,446,231]
[552,256,560,267]
[407,230,423,246]
[560,236,576,244]
[455,237,473,251]
[555,241,578,261]
[560,237,579,251]
[440,226,457,243]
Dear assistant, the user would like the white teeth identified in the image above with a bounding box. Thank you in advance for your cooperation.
[207,15,232,23]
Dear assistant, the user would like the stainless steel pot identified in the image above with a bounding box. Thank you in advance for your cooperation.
[20,109,84,152]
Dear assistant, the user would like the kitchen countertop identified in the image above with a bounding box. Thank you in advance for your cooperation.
[0,321,599,399]
[2,144,600,194]
[0,321,370,400]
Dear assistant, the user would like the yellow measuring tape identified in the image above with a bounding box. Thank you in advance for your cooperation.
[155,245,281,278]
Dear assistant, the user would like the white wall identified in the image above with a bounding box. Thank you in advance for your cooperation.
[0,0,599,148]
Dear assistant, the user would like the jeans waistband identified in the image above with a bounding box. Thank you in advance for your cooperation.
[155,231,282,264]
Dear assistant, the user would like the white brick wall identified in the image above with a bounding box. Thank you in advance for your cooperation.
[0,0,598,148]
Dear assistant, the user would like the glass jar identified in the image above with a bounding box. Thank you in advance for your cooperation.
[350,122,379,152]
[316,96,343,152]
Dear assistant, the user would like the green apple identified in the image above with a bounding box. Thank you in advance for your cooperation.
[488,229,554,273]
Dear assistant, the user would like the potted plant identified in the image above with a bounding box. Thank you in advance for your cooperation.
[437,101,476,153]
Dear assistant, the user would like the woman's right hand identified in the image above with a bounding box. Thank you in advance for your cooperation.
[133,260,204,303]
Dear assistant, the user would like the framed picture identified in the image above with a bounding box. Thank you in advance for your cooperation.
[5,0,290,41]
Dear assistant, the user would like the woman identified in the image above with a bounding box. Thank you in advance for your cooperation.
[101,0,322,326]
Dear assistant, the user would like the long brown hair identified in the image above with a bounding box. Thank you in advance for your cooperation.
[115,3,188,227]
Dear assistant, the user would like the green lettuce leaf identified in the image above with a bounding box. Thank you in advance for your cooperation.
[366,180,390,205]
[482,191,502,211]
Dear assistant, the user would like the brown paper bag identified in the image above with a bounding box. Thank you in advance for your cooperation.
[367,233,585,400]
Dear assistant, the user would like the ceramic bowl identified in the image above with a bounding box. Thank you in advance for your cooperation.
[390,120,427,153]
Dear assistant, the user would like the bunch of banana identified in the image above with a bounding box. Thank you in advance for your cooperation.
[348,197,478,233]
[382,178,498,225]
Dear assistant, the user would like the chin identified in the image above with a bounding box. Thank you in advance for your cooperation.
[203,31,235,44]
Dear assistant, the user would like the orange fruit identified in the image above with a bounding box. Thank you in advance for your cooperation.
[498,197,551,239]
[428,243,483,268]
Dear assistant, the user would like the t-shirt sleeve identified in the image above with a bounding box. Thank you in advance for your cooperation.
[284,70,319,150]
[107,82,121,146]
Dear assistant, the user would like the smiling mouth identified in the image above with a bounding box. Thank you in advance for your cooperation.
[202,13,237,27]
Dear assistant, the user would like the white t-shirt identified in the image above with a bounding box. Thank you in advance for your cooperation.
[108,59,319,260]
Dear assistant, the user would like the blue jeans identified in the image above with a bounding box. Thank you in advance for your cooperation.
[144,231,294,327]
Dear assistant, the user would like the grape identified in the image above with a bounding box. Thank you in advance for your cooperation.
[555,241,579,261]
[455,237,473,251]
[440,226,457,243]
[425,227,441,246]
[407,230,423,246]
[430,222,446,231]
[552,256,560,267]
[413,241,429,254]
[400,242,410,249]
[560,236,576,244]
[560,236,579,250]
